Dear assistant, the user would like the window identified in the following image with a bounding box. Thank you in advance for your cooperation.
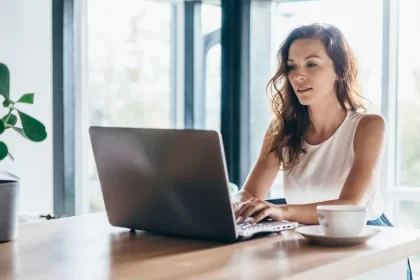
[395,0,420,276]
[80,0,173,213]
[396,0,420,188]
[202,4,221,132]
[77,1,221,213]
[250,0,383,198]
[204,44,221,132]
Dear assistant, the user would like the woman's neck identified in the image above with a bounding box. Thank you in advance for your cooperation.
[307,101,347,135]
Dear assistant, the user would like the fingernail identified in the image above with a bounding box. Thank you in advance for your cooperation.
[237,217,243,223]
[251,219,256,224]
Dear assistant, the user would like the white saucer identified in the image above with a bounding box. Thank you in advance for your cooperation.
[295,225,380,246]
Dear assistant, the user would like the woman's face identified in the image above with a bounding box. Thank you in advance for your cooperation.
[287,38,338,106]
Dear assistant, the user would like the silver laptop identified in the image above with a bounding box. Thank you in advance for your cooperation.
[89,126,298,242]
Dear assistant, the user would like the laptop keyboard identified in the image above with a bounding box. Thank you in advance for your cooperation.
[237,221,271,231]
[236,220,298,238]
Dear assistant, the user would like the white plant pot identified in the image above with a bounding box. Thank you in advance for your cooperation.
[0,181,19,242]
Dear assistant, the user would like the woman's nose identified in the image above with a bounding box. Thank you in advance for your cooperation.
[293,71,306,82]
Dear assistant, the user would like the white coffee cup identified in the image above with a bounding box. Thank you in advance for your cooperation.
[316,205,367,237]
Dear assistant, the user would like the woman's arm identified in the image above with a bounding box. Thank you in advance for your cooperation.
[236,114,387,224]
[231,123,281,207]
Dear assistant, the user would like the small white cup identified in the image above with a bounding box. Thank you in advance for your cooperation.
[317,205,367,237]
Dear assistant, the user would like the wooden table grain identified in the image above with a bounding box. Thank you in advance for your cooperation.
[1,212,420,280]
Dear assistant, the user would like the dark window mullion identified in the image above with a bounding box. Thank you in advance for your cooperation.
[221,0,251,186]
[52,0,75,217]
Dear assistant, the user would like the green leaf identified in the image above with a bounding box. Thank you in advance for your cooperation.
[0,63,10,99]
[3,113,17,126]
[17,110,47,142]
[0,141,8,160]
[17,93,34,104]
[0,120,4,134]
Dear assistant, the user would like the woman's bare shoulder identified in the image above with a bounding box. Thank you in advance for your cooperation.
[354,113,387,145]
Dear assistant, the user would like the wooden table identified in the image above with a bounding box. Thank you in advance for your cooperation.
[1,212,420,280]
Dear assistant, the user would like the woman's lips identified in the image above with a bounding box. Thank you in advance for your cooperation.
[297,87,313,94]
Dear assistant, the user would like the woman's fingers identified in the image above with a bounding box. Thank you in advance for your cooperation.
[241,203,267,222]
[236,202,285,224]
[252,208,272,223]
[232,197,254,213]
[235,202,251,221]
[235,201,269,223]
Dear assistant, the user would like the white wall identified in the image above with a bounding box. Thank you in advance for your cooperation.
[0,0,53,216]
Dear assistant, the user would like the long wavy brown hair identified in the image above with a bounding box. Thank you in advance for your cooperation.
[266,23,366,171]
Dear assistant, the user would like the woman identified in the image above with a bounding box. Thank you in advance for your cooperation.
[232,23,412,279]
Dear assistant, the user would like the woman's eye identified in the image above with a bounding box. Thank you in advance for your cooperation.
[307,63,317,68]
[287,65,296,71]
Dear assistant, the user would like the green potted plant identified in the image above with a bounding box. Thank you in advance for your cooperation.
[0,62,47,242]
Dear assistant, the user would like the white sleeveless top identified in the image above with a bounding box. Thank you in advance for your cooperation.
[282,110,384,221]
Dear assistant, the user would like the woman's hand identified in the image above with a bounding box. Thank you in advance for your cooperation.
[230,190,254,211]
[235,198,288,224]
